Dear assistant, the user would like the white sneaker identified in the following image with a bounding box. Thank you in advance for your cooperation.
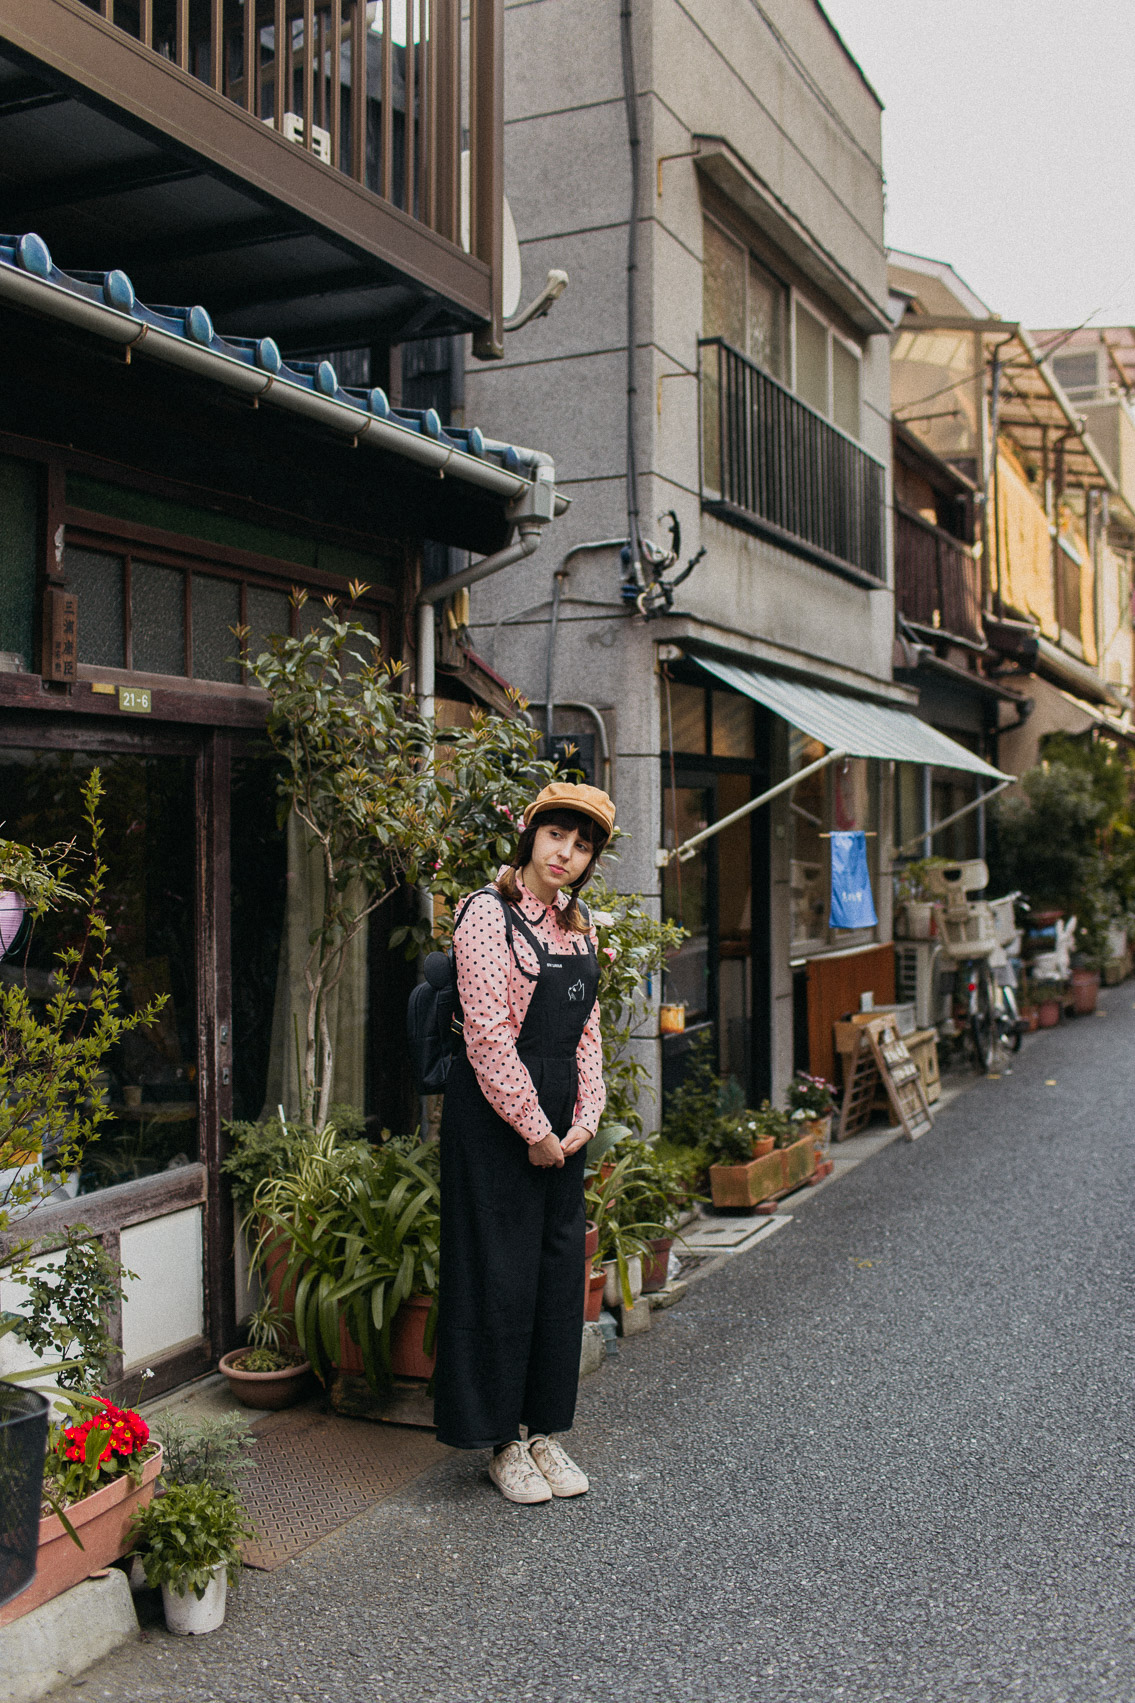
[488,1441,553,1505]
[528,1434,589,1498]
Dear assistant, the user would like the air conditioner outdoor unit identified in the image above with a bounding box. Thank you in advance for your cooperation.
[894,940,951,1032]
[264,111,332,164]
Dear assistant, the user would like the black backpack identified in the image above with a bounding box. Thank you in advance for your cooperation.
[406,888,518,1095]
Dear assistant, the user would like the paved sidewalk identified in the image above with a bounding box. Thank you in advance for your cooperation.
[80,994,1135,1702]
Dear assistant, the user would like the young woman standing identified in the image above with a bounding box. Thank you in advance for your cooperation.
[433,781,615,1504]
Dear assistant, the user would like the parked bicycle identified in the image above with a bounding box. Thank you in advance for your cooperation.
[923,861,1023,1072]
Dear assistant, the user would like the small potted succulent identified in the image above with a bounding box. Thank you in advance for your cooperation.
[219,1301,311,1411]
[131,1480,252,1635]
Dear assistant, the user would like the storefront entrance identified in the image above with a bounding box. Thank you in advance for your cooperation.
[659,677,772,1104]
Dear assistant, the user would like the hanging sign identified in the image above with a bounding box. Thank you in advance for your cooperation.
[829,830,877,929]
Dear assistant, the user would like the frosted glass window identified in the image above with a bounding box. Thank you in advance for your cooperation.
[832,338,861,438]
[131,561,185,676]
[191,574,241,683]
[246,586,291,663]
[702,219,745,348]
[794,301,829,414]
[65,548,124,668]
[747,256,784,379]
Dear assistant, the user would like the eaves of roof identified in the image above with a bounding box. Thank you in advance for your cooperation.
[0,231,562,512]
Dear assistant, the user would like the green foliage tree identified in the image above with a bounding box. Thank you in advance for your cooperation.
[7,1226,132,1389]
[0,770,165,1235]
[246,594,557,1129]
[990,736,1135,965]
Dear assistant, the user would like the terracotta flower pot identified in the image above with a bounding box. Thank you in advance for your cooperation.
[1037,997,1061,1029]
[584,1266,606,1323]
[1070,968,1100,1015]
[753,1137,775,1159]
[218,1349,311,1411]
[0,1446,163,1627]
[389,1294,436,1380]
[640,1236,674,1294]
[584,1220,599,1263]
[336,1296,437,1381]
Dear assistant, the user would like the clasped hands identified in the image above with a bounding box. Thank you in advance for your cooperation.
[528,1124,591,1167]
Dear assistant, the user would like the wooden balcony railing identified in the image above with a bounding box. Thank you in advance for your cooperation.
[60,0,501,349]
[894,505,984,646]
[699,337,887,583]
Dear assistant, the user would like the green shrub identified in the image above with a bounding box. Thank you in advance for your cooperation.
[152,1412,256,1495]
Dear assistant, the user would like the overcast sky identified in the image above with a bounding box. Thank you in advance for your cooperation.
[818,0,1135,329]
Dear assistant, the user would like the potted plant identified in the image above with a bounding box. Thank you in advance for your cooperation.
[707,1102,816,1210]
[249,1130,440,1393]
[2,1395,162,1627]
[602,1140,697,1294]
[131,1480,252,1636]
[218,1301,311,1411]
[787,1072,836,1156]
[584,1148,666,1310]
[1031,976,1064,1028]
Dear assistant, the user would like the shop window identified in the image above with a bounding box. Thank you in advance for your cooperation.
[715,771,753,1089]
[661,784,711,1023]
[711,691,755,759]
[789,732,879,952]
[0,747,199,1194]
[663,680,708,755]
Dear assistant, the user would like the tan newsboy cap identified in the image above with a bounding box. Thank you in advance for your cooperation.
[525,781,615,838]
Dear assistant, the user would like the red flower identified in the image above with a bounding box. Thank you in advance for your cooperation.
[58,1400,148,1469]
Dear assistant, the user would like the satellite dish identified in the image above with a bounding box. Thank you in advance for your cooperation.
[460,150,522,320]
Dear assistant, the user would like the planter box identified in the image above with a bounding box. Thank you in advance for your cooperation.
[709,1134,817,1209]
[0,1446,162,1627]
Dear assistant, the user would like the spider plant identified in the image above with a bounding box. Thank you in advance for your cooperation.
[248,1130,440,1393]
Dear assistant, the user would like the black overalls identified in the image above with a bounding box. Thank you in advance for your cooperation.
[434,895,600,1450]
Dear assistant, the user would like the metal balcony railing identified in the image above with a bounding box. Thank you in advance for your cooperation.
[72,0,488,274]
[894,505,984,646]
[699,337,887,583]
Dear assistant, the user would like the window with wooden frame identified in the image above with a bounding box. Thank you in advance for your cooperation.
[60,517,396,687]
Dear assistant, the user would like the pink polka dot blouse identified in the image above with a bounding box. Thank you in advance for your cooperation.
[452,871,606,1145]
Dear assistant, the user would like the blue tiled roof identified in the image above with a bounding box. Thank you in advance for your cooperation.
[0,231,548,495]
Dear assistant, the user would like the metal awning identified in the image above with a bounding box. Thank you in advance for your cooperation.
[694,656,1011,780]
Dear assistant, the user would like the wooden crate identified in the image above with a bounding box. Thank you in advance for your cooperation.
[905,1027,940,1105]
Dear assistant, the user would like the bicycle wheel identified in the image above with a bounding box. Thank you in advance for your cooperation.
[999,982,1023,1054]
[970,961,997,1072]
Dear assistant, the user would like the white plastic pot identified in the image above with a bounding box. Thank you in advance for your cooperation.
[162,1565,228,1635]
[602,1255,642,1310]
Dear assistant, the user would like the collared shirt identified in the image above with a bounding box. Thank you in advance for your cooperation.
[453,872,605,1146]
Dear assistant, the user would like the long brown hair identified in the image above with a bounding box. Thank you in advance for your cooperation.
[496,807,608,933]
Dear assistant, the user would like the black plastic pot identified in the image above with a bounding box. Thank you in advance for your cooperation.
[0,1382,49,1609]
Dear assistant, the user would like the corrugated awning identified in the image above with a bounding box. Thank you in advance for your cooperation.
[694,656,1012,780]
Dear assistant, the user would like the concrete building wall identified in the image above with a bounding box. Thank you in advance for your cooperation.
[466,0,891,1120]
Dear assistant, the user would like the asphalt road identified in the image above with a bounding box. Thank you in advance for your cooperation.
[83,991,1135,1703]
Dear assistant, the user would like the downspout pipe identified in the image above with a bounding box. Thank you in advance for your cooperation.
[416,524,543,720]
[619,0,646,589]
